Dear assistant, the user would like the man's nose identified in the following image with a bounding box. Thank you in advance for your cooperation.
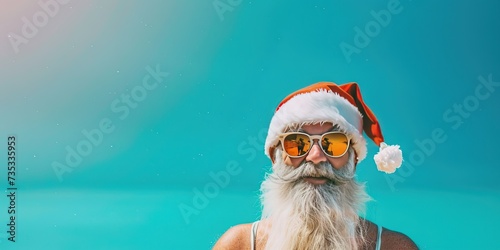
[305,141,327,164]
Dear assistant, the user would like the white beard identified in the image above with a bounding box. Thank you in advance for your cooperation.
[260,148,371,250]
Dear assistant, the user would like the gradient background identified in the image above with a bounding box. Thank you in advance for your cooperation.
[1,0,499,249]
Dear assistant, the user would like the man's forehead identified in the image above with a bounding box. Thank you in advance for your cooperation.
[285,122,341,133]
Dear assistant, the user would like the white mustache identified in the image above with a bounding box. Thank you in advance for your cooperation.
[271,154,355,185]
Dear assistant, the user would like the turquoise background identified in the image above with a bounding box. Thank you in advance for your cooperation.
[1,0,499,249]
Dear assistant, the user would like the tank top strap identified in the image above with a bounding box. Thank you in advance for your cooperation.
[250,221,260,250]
[376,224,383,250]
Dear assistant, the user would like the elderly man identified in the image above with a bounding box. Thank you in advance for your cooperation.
[213,82,418,250]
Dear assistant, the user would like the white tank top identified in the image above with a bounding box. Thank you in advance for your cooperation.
[249,221,383,250]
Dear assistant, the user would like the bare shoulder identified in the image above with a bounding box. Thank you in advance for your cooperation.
[381,227,419,250]
[213,223,252,250]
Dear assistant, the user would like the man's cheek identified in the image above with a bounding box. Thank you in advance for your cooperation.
[284,155,301,167]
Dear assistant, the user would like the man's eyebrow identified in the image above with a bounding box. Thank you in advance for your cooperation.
[324,126,340,133]
[331,124,341,131]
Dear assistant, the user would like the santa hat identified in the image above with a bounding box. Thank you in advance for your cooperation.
[264,82,402,174]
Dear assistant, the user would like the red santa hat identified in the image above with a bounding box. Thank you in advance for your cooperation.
[264,82,402,174]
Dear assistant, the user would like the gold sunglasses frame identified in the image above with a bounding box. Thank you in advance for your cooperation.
[277,131,351,158]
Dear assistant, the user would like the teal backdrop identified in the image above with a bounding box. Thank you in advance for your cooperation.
[0,0,499,249]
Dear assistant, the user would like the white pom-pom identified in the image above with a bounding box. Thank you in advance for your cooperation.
[374,142,403,174]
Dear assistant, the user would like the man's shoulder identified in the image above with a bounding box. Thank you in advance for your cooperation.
[213,223,252,250]
[381,227,419,250]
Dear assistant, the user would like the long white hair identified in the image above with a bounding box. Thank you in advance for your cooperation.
[260,148,371,250]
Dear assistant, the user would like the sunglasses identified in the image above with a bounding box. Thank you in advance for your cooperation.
[277,131,350,158]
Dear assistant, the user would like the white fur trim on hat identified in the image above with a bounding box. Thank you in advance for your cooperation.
[265,89,368,162]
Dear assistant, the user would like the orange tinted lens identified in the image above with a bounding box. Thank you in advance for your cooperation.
[283,133,310,157]
[322,133,349,157]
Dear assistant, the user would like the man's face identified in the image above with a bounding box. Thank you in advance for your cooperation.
[261,122,367,250]
[281,122,352,185]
